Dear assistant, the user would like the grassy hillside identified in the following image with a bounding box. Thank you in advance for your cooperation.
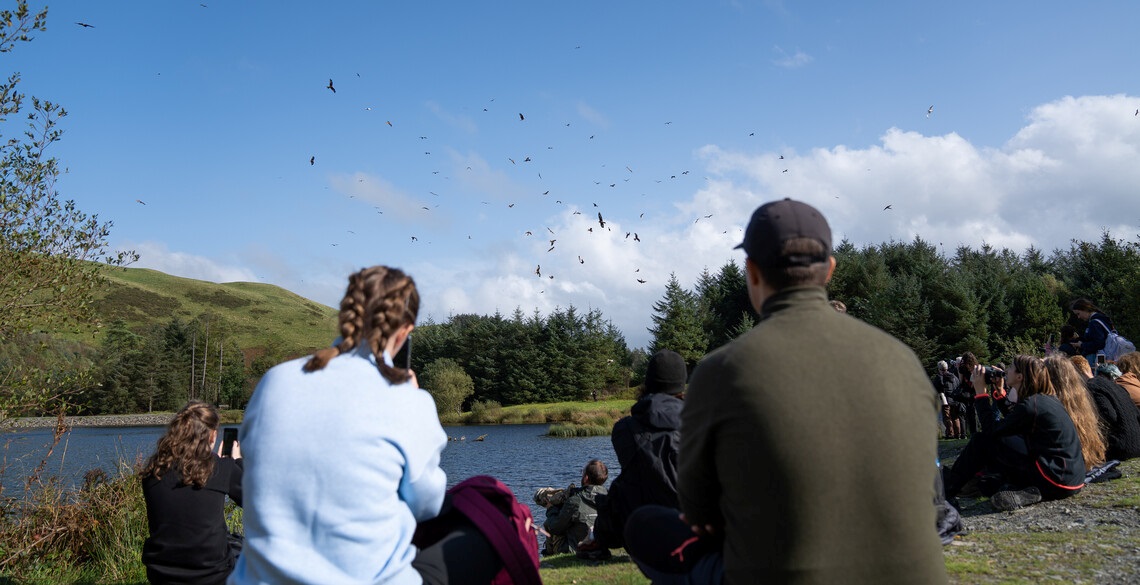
[85,265,337,356]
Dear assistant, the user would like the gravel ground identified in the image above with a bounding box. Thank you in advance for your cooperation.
[940,443,1140,584]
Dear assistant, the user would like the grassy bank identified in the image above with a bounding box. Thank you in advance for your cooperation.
[440,399,635,437]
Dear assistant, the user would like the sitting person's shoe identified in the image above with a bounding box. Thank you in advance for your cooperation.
[990,486,1042,511]
[575,537,612,561]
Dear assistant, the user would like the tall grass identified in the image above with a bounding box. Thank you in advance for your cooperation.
[0,467,148,583]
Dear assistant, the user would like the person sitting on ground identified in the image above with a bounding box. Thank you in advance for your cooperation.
[586,349,686,555]
[1044,355,1107,471]
[943,355,1086,511]
[230,266,513,585]
[543,459,608,554]
[534,484,575,555]
[141,401,243,585]
[625,199,947,584]
[1071,355,1140,461]
[1112,352,1140,409]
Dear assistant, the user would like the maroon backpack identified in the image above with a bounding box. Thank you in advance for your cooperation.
[414,475,542,585]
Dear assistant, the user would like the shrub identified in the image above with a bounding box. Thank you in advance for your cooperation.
[546,423,611,438]
[466,400,503,425]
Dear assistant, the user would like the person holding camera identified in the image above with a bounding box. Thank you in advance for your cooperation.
[141,401,243,585]
[943,355,1085,511]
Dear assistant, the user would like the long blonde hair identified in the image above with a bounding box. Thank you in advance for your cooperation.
[1044,355,1107,469]
[303,265,419,384]
[141,401,219,488]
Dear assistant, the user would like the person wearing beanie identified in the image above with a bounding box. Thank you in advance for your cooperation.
[623,199,947,585]
[584,349,686,557]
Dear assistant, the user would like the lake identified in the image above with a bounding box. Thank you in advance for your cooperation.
[0,423,620,524]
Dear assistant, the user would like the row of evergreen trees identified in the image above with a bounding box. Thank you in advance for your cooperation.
[648,232,1140,377]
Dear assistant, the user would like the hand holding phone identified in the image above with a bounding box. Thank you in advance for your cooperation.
[222,428,238,457]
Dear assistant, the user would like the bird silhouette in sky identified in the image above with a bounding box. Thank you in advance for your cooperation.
[327,79,335,93]
[637,279,647,284]
[634,233,640,242]
[386,121,393,127]
[135,199,146,205]
[578,256,584,264]
[411,236,418,242]
[926,105,934,118]
[598,212,605,228]
[883,204,893,210]
[535,265,541,277]
[76,21,95,27]
[519,113,525,121]
[309,156,314,166]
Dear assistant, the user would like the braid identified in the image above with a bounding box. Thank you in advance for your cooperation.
[304,267,388,372]
[304,266,419,384]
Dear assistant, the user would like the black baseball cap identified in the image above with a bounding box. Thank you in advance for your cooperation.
[735,198,832,267]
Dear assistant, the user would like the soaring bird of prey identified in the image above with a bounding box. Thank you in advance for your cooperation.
[926,105,934,118]
[76,21,95,27]
[883,204,893,210]
[597,212,605,228]
[519,113,525,121]
[310,156,314,166]
[327,79,336,93]
[535,265,541,277]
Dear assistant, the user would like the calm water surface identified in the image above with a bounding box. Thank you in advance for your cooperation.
[2,424,619,522]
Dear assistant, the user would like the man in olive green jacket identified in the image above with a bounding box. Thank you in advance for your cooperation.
[625,199,947,584]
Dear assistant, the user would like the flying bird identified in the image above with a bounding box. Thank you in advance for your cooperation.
[327,79,336,93]
[637,279,647,284]
[135,199,146,205]
[519,113,525,121]
[578,256,584,264]
[76,22,94,28]
[386,121,393,127]
[535,265,541,277]
[411,236,418,242]
[883,204,893,210]
[310,156,314,166]
[633,233,640,242]
[598,212,605,228]
[926,105,933,118]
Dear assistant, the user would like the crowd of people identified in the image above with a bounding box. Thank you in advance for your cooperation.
[137,198,1134,584]
[933,301,1139,514]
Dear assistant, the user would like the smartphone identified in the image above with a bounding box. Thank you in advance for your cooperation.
[394,333,412,369]
[222,428,238,457]
[1096,353,1106,366]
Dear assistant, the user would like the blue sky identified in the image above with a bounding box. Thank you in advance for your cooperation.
[10,1,1140,349]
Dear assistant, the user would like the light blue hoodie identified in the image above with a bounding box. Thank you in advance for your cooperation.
[229,344,447,585]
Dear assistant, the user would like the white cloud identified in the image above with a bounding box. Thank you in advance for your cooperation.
[576,101,609,129]
[696,94,1140,256]
[425,100,478,134]
[126,241,260,283]
[772,46,813,69]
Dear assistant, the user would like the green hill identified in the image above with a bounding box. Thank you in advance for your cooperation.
[88,265,337,357]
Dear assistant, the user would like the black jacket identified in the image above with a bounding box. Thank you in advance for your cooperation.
[142,457,243,585]
[594,392,682,548]
[1087,376,1140,461]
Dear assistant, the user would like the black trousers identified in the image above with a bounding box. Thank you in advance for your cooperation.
[413,516,502,585]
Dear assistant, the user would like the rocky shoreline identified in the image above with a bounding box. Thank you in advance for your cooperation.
[0,413,176,430]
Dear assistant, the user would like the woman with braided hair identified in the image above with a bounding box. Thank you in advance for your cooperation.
[230,266,503,585]
[141,400,243,585]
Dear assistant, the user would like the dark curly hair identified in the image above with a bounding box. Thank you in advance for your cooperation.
[141,401,219,488]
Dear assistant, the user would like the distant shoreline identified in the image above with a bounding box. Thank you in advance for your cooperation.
[0,413,176,430]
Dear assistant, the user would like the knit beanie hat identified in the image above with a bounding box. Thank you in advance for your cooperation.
[645,349,687,395]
